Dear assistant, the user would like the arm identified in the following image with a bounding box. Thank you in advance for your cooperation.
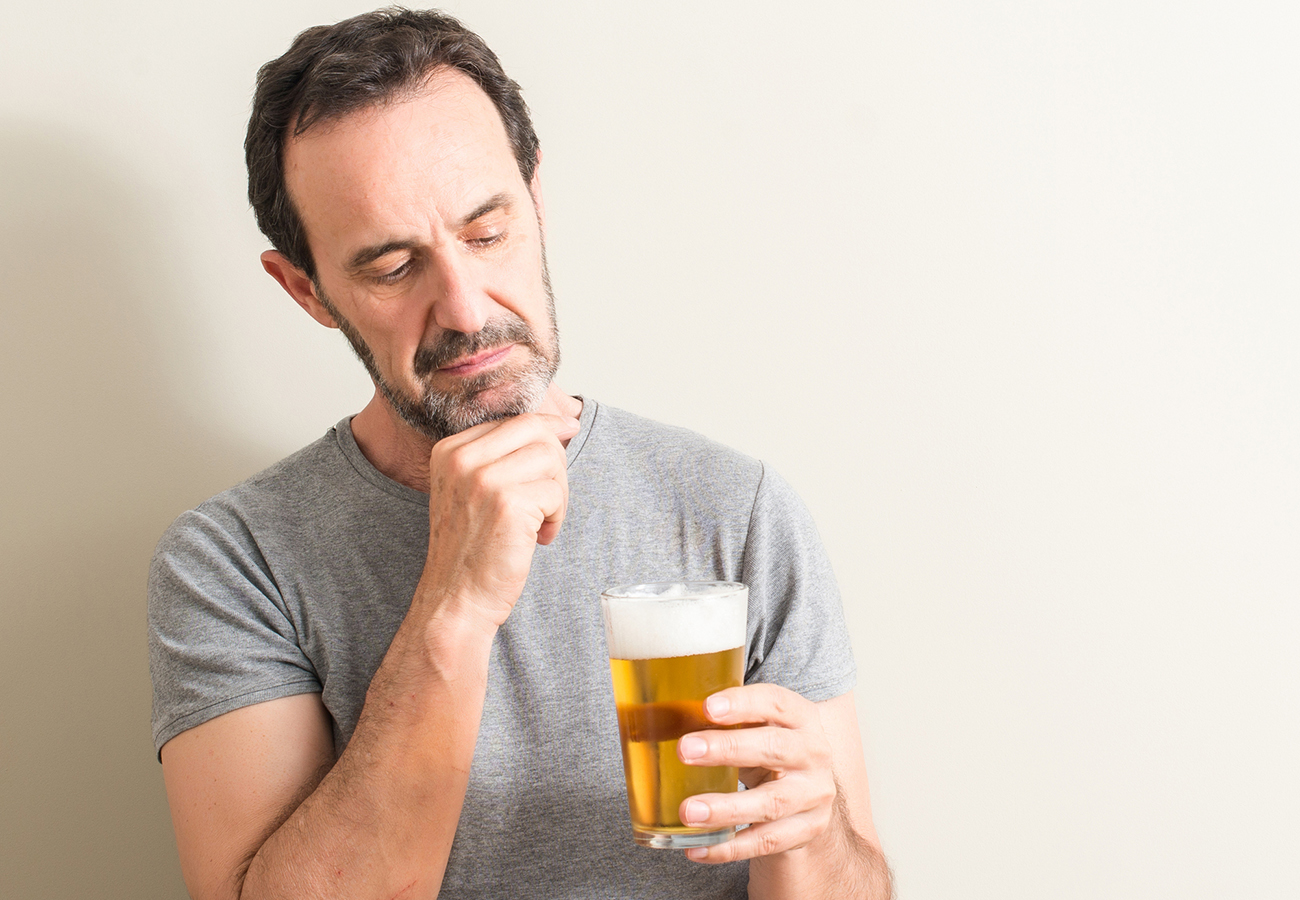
[162,608,495,900]
[677,689,893,900]
[159,412,577,900]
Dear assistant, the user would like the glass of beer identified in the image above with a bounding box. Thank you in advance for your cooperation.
[600,581,748,849]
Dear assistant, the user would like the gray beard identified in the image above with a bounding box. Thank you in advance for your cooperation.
[318,280,560,444]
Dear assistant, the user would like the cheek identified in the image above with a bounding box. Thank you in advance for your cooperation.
[387,319,427,372]
[508,255,552,321]
[353,304,422,374]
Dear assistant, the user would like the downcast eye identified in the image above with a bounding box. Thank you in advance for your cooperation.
[374,260,413,284]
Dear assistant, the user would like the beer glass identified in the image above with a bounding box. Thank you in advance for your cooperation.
[600,581,748,849]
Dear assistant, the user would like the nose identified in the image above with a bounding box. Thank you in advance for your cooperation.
[428,244,491,334]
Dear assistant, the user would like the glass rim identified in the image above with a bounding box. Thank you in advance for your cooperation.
[600,581,747,601]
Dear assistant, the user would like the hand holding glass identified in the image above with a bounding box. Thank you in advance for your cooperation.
[600,582,748,850]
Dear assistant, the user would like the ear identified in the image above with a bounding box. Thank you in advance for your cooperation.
[260,250,338,328]
[528,149,546,237]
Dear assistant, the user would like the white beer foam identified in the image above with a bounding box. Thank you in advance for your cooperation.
[602,584,748,660]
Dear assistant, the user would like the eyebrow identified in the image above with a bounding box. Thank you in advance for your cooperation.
[345,239,420,273]
[455,192,514,230]
[343,192,517,274]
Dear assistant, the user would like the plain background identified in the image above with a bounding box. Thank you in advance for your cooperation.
[2,1,1296,898]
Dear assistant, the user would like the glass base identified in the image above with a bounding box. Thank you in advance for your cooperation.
[633,826,736,850]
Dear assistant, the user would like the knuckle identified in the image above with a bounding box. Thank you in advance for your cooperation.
[706,841,737,864]
[755,828,784,857]
[444,442,470,468]
[815,778,836,808]
[712,795,743,821]
[763,788,790,822]
[476,471,504,505]
[769,690,790,717]
[447,454,476,485]
[763,730,790,766]
[467,463,490,489]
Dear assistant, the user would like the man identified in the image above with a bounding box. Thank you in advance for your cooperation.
[149,8,891,899]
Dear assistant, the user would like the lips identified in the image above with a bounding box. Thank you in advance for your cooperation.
[412,314,538,378]
[437,343,514,376]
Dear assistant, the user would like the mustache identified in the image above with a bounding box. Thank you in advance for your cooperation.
[412,315,538,377]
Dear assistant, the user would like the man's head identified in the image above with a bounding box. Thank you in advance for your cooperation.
[246,8,559,442]
[247,7,540,282]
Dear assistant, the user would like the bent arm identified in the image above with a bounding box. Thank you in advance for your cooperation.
[158,412,578,900]
[161,609,496,900]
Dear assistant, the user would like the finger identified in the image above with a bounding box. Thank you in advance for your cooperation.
[683,814,826,864]
[536,519,562,546]
[550,413,581,441]
[441,412,578,452]
[477,438,570,491]
[483,443,570,536]
[430,442,568,521]
[680,774,833,831]
[432,419,571,492]
[677,725,813,771]
[701,683,818,730]
[513,477,568,534]
[464,458,567,530]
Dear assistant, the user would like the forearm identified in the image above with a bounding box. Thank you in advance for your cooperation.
[239,608,494,900]
[747,794,893,900]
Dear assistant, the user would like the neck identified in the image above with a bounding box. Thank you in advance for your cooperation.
[349,384,581,493]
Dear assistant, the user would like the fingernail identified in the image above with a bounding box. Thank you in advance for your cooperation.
[706,694,730,718]
[686,847,708,861]
[682,799,710,825]
[678,735,706,760]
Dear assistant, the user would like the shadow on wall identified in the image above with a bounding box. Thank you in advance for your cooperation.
[0,127,268,899]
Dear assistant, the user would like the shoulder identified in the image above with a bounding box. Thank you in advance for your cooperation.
[150,424,359,578]
[579,402,765,502]
[200,426,350,521]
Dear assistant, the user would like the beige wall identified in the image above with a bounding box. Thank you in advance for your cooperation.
[2,2,1297,898]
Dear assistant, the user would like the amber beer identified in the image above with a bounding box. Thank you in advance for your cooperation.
[601,582,748,849]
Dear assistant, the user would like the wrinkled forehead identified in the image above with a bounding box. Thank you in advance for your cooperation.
[281,68,528,256]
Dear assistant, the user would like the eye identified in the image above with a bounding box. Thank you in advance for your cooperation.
[466,231,504,249]
[374,259,414,285]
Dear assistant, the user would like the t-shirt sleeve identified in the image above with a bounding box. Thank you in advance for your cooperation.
[741,464,857,702]
[148,508,322,758]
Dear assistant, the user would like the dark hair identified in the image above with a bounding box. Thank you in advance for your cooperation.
[245,6,540,280]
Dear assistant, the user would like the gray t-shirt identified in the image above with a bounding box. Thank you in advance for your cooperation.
[149,398,855,899]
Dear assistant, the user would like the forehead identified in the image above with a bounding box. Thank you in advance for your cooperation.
[283,68,525,250]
